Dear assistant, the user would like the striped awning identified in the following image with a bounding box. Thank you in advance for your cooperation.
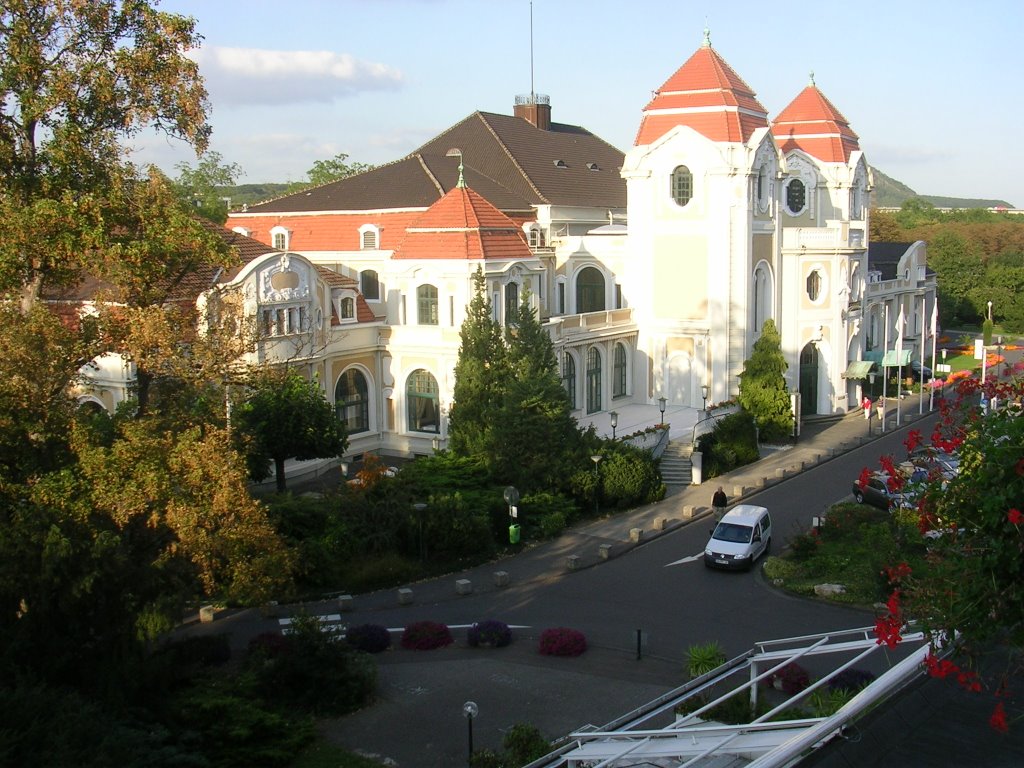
[842,360,875,379]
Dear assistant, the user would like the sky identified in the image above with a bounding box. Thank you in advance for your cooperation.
[131,0,1024,207]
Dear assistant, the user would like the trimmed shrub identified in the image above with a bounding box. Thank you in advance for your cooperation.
[827,667,876,693]
[502,723,551,763]
[538,627,587,657]
[767,662,810,695]
[401,620,453,650]
[467,620,512,648]
[346,623,392,654]
[686,641,726,679]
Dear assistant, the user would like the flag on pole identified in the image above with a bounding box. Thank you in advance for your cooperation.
[895,306,905,356]
[930,301,938,337]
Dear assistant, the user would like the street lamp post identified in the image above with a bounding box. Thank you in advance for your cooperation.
[610,410,618,439]
[590,455,603,515]
[413,502,427,563]
[658,397,667,425]
[462,701,478,765]
[701,384,709,416]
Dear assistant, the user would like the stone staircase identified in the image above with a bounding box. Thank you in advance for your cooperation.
[659,440,693,486]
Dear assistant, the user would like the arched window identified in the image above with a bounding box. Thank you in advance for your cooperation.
[563,354,576,409]
[613,343,627,397]
[406,369,439,433]
[270,225,290,250]
[586,347,602,414]
[417,284,438,325]
[340,297,355,319]
[785,178,807,215]
[361,269,380,300]
[576,267,605,313]
[756,164,769,211]
[505,281,519,324]
[806,269,822,302]
[335,369,369,434]
[671,165,693,207]
[753,263,772,331]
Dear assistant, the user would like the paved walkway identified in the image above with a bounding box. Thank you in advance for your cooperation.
[193,396,1022,766]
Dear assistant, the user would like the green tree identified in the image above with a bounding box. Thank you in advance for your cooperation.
[287,152,374,191]
[928,230,987,324]
[173,150,243,223]
[737,319,792,442]
[447,267,508,458]
[234,369,347,492]
[0,0,210,311]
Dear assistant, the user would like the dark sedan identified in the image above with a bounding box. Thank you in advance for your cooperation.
[851,472,918,511]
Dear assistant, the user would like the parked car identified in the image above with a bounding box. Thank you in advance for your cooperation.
[908,445,959,479]
[851,472,918,511]
[909,360,933,382]
[704,504,772,571]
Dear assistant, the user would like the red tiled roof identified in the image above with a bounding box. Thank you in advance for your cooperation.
[772,84,860,163]
[635,42,768,146]
[393,185,532,261]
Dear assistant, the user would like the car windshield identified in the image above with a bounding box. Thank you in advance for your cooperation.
[712,522,753,544]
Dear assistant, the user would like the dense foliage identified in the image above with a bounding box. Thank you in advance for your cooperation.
[737,319,793,441]
[696,410,760,478]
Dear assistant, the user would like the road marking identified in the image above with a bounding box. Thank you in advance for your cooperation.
[664,554,703,567]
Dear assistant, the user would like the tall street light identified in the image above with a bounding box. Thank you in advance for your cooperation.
[658,396,667,425]
[462,701,478,765]
[701,384,709,416]
[610,410,618,439]
[590,455,603,515]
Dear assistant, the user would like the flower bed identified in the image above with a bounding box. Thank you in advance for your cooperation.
[467,620,512,648]
[538,627,587,657]
[401,620,453,650]
[346,623,392,653]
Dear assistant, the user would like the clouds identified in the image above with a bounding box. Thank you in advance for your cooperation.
[192,46,404,106]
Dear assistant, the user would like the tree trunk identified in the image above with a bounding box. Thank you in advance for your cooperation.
[275,456,288,492]
[20,274,42,314]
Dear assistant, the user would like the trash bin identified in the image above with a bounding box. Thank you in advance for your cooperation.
[508,524,521,544]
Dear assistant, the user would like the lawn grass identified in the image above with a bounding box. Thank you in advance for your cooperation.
[292,741,388,768]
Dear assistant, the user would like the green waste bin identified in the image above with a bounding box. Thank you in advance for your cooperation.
[509,524,521,544]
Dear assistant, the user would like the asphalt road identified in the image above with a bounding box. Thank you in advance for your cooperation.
[311,416,941,765]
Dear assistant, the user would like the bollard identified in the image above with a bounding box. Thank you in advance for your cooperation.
[397,587,414,605]
[653,516,667,531]
[455,579,473,595]
[493,571,510,587]
[566,555,580,570]
[599,544,612,560]
[629,528,643,543]
[338,595,354,612]
[682,505,696,519]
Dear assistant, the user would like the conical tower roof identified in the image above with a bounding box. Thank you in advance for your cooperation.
[634,30,769,146]
[772,76,860,163]
[393,183,531,261]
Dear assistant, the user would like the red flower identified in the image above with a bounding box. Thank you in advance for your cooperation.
[874,590,904,649]
[1015,458,1024,477]
[857,467,872,490]
[990,701,1009,734]
[904,429,923,454]
[1008,508,1023,525]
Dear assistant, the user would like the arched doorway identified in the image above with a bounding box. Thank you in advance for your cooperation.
[799,343,819,416]
[667,353,693,407]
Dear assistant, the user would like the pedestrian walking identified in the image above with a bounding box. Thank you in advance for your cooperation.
[712,486,728,521]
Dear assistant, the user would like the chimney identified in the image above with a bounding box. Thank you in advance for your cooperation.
[514,93,551,130]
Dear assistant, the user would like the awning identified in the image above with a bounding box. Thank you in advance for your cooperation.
[863,350,884,364]
[842,360,875,379]
[882,349,913,367]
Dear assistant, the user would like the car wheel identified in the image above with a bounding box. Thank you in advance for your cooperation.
[853,489,865,503]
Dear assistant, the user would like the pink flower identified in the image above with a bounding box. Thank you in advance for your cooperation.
[1008,508,1023,525]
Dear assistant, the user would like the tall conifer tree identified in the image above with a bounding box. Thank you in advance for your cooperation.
[737,319,793,442]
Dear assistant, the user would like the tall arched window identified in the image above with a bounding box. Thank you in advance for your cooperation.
[563,354,576,410]
[613,343,627,397]
[806,270,822,302]
[335,369,369,434]
[417,284,438,325]
[361,269,380,300]
[785,178,807,215]
[671,165,693,207]
[406,369,439,433]
[576,267,605,314]
[505,281,519,324]
[586,347,602,414]
[753,263,771,331]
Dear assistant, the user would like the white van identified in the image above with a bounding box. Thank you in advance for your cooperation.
[703,504,772,570]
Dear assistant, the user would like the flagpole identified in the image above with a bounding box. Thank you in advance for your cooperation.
[919,296,926,415]
[895,304,904,427]
[881,305,889,433]
[929,300,938,411]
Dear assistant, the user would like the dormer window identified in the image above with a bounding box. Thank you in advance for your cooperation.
[553,159,568,169]
[270,225,290,251]
[231,226,251,238]
[341,297,355,319]
[359,224,380,250]
[525,223,546,248]
[587,162,600,171]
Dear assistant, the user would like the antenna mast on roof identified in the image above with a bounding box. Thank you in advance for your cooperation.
[529,1,535,102]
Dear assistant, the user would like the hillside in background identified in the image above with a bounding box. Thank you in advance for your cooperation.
[217,171,1015,214]
[870,167,1014,210]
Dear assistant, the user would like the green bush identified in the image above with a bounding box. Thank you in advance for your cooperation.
[245,614,377,715]
[502,723,551,763]
[539,510,567,538]
[697,411,760,478]
[686,641,726,678]
[600,446,664,509]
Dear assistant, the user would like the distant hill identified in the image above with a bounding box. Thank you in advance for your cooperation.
[218,171,1015,214]
[870,167,1014,210]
